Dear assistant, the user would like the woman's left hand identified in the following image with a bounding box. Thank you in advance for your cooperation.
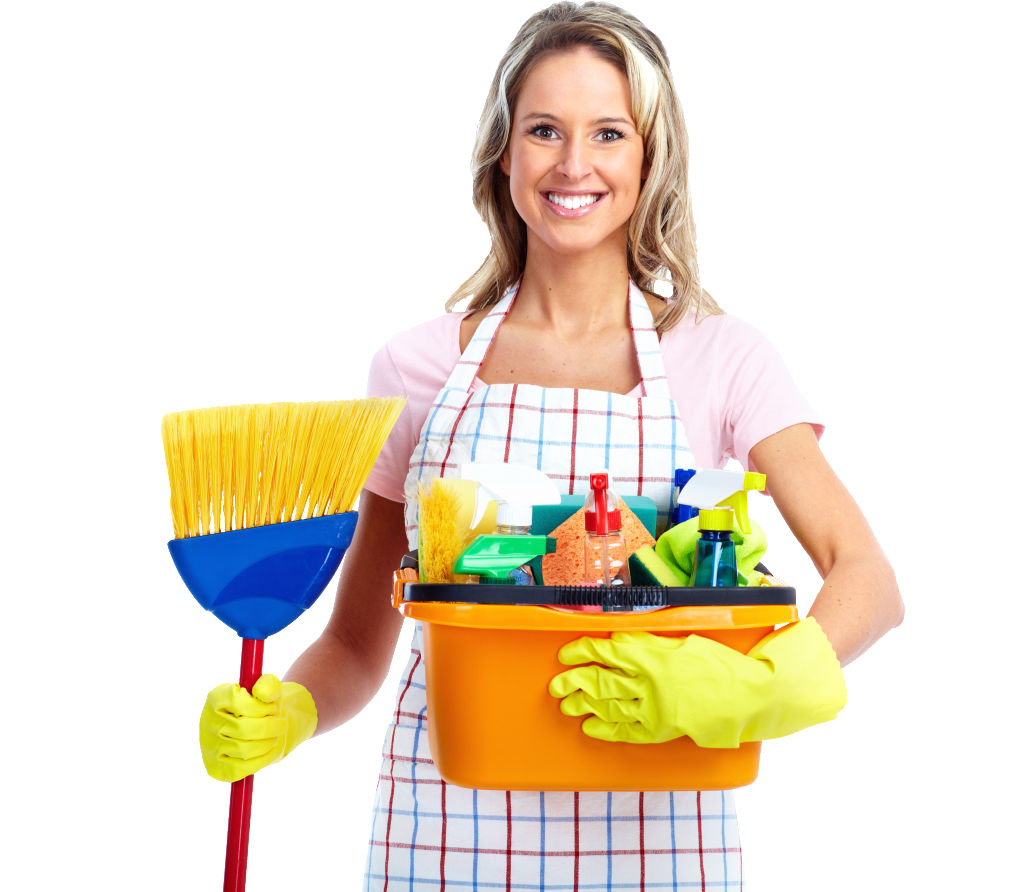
[548,620,847,746]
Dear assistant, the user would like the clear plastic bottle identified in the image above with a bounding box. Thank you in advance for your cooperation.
[691,507,738,587]
[496,514,537,585]
[583,472,631,587]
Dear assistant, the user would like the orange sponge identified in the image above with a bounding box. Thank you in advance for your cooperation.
[541,500,656,586]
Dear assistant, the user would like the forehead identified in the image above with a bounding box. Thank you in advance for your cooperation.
[516,48,634,124]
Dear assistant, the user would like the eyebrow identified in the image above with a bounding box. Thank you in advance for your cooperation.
[521,112,634,127]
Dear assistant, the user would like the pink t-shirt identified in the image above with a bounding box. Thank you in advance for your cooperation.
[363,310,823,503]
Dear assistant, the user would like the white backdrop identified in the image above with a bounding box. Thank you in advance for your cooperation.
[8,1,1024,892]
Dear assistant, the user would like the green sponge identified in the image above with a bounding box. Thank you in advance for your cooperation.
[629,545,688,586]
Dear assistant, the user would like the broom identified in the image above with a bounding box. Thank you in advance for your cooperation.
[162,398,404,892]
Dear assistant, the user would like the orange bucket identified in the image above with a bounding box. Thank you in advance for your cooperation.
[395,579,797,792]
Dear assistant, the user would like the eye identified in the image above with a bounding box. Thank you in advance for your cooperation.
[530,125,558,140]
[598,128,626,142]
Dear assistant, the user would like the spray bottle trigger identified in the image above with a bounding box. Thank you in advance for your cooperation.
[717,491,751,535]
[525,537,557,586]
[471,483,500,529]
[524,555,544,586]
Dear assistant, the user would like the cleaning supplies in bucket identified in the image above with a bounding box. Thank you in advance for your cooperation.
[452,463,560,584]
[672,468,766,534]
[543,498,655,586]
[657,514,768,587]
[654,469,770,586]
[583,472,631,587]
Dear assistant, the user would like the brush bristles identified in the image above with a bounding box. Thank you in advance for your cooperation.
[162,398,405,539]
[417,479,475,584]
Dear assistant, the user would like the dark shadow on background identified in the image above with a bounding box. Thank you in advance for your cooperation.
[3,38,91,589]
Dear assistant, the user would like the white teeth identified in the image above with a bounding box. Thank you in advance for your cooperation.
[548,193,600,209]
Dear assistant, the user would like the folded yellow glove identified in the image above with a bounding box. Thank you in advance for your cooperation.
[199,674,317,783]
[548,618,846,747]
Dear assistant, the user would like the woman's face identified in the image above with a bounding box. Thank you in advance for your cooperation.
[501,48,647,258]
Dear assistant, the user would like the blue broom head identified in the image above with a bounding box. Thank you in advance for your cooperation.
[167,512,358,639]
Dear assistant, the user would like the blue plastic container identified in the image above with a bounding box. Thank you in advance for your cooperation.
[167,512,358,640]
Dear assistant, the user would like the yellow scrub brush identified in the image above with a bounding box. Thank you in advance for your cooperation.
[417,478,476,583]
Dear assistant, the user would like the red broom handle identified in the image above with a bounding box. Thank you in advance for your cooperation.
[224,638,264,892]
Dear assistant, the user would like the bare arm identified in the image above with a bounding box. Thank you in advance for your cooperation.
[283,490,409,735]
[749,424,904,666]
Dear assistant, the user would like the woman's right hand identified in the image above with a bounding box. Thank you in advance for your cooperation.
[199,673,317,783]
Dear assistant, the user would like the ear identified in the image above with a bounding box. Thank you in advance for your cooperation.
[641,157,650,180]
[499,146,511,177]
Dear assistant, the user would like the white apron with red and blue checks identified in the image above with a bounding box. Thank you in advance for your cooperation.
[364,281,744,890]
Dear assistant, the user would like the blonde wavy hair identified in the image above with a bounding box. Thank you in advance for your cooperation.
[446,1,722,331]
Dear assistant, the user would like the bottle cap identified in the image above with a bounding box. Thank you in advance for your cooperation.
[496,502,532,529]
[698,507,734,531]
[584,471,622,534]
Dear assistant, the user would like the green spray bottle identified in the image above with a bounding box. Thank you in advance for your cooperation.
[452,462,560,584]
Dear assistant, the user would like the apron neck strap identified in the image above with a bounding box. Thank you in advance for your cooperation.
[628,281,671,399]
[444,279,522,393]
[444,278,671,398]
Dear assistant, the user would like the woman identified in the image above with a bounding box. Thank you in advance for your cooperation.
[200,3,903,887]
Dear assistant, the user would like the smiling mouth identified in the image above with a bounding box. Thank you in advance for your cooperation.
[545,191,605,209]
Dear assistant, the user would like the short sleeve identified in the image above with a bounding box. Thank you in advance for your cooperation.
[717,316,824,471]
[359,311,466,503]
[362,343,414,503]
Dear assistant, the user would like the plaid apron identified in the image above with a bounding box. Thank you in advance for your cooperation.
[364,281,744,890]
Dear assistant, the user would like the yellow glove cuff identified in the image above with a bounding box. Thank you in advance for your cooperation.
[741,617,847,742]
[278,681,318,757]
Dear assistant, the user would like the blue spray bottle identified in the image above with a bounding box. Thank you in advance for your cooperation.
[691,507,739,587]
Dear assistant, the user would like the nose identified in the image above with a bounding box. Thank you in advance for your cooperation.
[554,134,594,183]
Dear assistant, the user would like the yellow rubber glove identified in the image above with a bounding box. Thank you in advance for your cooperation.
[199,674,317,782]
[548,619,846,747]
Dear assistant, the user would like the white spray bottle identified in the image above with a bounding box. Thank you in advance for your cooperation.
[674,469,766,534]
[452,462,561,584]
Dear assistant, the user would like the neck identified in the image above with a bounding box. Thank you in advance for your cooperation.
[515,228,631,335]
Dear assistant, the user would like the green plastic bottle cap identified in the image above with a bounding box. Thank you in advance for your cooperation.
[698,507,734,531]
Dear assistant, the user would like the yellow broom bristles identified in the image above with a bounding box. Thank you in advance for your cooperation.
[161,398,405,540]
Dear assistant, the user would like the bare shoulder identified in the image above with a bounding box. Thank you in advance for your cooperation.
[459,307,490,353]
